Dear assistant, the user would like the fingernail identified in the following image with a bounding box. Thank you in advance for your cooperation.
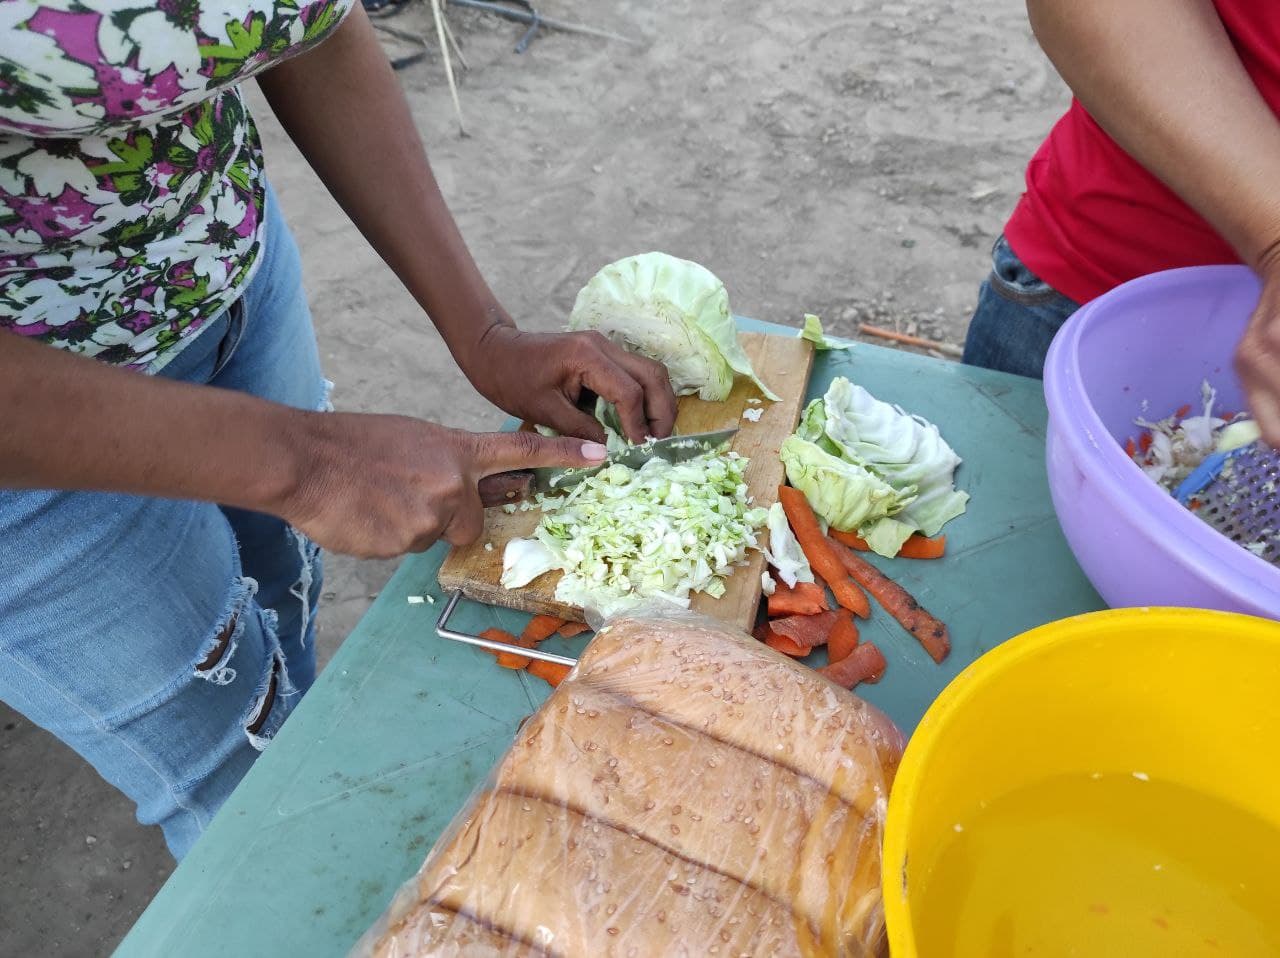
[581,442,608,461]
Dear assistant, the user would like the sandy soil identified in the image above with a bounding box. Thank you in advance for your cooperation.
[0,1,1066,953]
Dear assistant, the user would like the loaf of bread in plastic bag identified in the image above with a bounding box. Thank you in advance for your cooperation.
[355,612,905,957]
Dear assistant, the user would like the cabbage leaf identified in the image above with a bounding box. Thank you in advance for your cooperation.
[568,252,778,402]
[781,376,967,556]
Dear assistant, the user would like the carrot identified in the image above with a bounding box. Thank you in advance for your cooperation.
[767,580,829,617]
[1124,437,1137,458]
[831,529,871,551]
[771,610,839,649]
[831,529,945,560]
[1138,432,1153,454]
[827,610,860,664]
[556,621,590,638]
[827,535,951,663]
[898,535,946,560]
[778,486,871,618]
[766,632,809,657]
[526,659,571,687]
[1175,404,1191,419]
[522,614,567,644]
[753,621,808,656]
[478,627,536,669]
[819,642,887,689]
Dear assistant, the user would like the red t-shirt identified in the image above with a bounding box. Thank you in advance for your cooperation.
[1004,3,1280,304]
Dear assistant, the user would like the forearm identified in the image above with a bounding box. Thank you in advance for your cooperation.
[256,6,509,371]
[1028,0,1280,268]
[0,333,309,511]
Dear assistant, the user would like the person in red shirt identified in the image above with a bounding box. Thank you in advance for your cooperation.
[963,0,1280,446]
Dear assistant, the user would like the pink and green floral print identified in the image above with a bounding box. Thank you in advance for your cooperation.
[0,0,352,369]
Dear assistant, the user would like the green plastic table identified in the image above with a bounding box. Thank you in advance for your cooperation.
[116,324,1103,957]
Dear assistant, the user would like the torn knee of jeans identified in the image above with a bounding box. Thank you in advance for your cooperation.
[194,576,259,685]
[245,655,280,738]
[243,637,297,752]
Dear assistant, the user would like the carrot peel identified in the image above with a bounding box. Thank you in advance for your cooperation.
[827,535,951,663]
[767,580,829,617]
[770,610,839,649]
[526,659,571,687]
[827,610,860,664]
[820,642,887,689]
[522,614,567,643]
[479,627,535,669]
[753,621,808,657]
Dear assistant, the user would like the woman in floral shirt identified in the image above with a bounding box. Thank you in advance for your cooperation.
[0,0,675,857]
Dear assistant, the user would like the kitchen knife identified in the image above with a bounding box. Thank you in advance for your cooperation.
[477,427,740,507]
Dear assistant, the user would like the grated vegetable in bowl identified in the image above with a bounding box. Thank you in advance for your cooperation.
[1127,381,1230,494]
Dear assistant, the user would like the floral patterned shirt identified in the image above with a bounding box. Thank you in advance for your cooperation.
[0,0,352,369]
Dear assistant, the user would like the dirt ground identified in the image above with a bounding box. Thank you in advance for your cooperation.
[0,1,1067,953]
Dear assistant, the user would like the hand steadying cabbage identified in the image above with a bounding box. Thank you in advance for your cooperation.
[568,252,778,403]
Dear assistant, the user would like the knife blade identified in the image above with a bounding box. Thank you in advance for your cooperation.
[478,427,740,507]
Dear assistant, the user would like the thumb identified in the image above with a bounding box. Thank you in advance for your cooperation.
[469,430,609,476]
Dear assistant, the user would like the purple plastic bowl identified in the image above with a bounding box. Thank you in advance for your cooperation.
[1044,264,1280,618]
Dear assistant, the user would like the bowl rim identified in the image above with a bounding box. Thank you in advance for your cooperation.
[880,605,1280,956]
[1042,264,1280,607]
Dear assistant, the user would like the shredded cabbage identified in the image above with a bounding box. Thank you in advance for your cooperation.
[762,501,814,589]
[1131,381,1228,490]
[781,376,967,557]
[501,450,768,617]
[567,252,778,402]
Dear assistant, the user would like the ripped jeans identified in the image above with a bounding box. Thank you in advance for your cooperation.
[0,184,327,859]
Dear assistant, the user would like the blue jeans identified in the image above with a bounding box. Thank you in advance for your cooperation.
[0,185,328,859]
[962,235,1081,378]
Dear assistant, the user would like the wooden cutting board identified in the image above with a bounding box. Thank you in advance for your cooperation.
[437,332,815,633]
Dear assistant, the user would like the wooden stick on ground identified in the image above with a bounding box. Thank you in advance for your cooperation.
[859,323,963,359]
[446,0,640,45]
[429,0,467,136]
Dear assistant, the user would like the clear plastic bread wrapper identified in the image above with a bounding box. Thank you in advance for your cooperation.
[352,609,905,957]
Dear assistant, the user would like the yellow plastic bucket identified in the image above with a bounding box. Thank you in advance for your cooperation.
[882,608,1280,957]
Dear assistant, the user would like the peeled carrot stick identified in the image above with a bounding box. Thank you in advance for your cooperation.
[522,614,567,643]
[771,610,839,649]
[827,610,860,664]
[831,529,871,551]
[526,659,571,687]
[479,627,535,669]
[767,580,829,617]
[832,528,946,560]
[827,535,951,663]
[898,535,946,560]
[778,486,871,618]
[820,642,887,689]
[557,621,590,638]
